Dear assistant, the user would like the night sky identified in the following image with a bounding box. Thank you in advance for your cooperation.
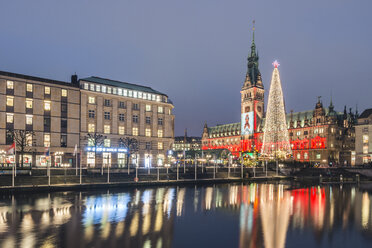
[1,0,371,136]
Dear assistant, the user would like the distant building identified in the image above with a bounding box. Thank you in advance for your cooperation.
[0,70,175,168]
[202,30,356,165]
[173,135,201,152]
[355,109,372,165]
[0,71,80,167]
[79,76,174,168]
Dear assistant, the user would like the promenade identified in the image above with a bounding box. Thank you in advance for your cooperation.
[0,166,284,193]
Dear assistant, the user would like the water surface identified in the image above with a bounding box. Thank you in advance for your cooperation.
[1,182,372,248]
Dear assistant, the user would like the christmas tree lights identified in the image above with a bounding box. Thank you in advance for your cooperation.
[261,61,292,158]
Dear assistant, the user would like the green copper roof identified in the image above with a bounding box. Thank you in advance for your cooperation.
[80,76,167,96]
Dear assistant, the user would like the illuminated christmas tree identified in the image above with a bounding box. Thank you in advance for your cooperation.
[261,61,292,158]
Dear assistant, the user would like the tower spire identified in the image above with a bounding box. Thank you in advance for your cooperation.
[251,20,256,57]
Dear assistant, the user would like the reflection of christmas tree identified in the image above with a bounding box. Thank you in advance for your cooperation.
[261,61,292,158]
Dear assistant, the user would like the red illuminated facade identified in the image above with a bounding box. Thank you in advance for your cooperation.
[201,32,356,165]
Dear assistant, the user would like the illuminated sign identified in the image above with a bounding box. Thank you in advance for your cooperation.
[85,147,128,153]
[241,111,254,135]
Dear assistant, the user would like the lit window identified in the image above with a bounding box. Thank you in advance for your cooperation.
[316,153,321,159]
[138,92,142,98]
[44,101,51,111]
[87,138,94,146]
[363,146,369,154]
[152,94,156,101]
[44,134,51,147]
[146,128,151,137]
[7,80,14,89]
[123,89,128,96]
[6,96,14,106]
[158,130,163,138]
[363,135,369,144]
[158,142,163,150]
[88,96,95,104]
[133,91,138,98]
[26,115,33,125]
[90,84,95,91]
[26,99,33,109]
[88,124,95,133]
[132,127,138,136]
[128,90,133,97]
[84,83,89,90]
[26,133,33,146]
[146,104,151,111]
[304,153,308,159]
[119,126,125,135]
[104,139,110,147]
[158,106,164,113]
[61,89,67,97]
[107,87,112,94]
[113,88,117,94]
[319,128,324,134]
[6,113,14,123]
[314,129,318,134]
[102,86,106,93]
[104,125,110,134]
[45,86,50,94]
[156,95,161,102]
[118,88,123,95]
[87,152,95,165]
[296,131,301,136]
[331,128,334,133]
[26,84,33,92]
[296,153,300,159]
[96,85,100,92]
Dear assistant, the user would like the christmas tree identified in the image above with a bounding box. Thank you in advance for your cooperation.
[261,61,292,158]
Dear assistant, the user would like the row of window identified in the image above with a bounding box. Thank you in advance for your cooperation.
[87,138,164,150]
[88,96,165,113]
[5,132,67,148]
[7,80,68,97]
[83,82,166,103]
[88,110,164,125]
[290,128,325,137]
[6,113,68,130]
[6,96,61,111]
[87,123,164,137]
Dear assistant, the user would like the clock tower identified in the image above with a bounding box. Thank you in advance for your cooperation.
[241,24,265,140]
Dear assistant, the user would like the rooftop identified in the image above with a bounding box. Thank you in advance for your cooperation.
[80,76,167,96]
[0,70,78,88]
[359,108,372,119]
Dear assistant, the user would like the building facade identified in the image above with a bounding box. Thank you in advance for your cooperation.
[202,33,356,165]
[0,71,174,168]
[173,136,202,152]
[355,109,372,165]
[79,76,174,168]
[0,71,80,167]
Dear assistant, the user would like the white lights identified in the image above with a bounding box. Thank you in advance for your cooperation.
[261,62,292,158]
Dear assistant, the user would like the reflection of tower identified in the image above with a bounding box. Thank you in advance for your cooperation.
[261,61,291,158]
[241,21,264,139]
[259,184,291,248]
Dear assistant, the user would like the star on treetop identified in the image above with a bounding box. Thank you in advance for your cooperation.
[272,60,280,68]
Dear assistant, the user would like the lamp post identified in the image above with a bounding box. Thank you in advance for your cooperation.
[240,152,243,179]
[194,153,198,180]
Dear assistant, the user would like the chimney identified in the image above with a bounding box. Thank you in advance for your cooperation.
[71,74,78,86]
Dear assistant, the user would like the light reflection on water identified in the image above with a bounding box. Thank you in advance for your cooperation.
[0,183,372,248]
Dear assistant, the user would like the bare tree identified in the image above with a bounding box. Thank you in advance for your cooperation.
[85,132,106,168]
[7,129,35,168]
[119,137,139,169]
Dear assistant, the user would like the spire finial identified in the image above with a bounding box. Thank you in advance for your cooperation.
[272,60,280,68]
[252,20,255,42]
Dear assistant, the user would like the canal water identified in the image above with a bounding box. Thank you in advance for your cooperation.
[1,182,372,248]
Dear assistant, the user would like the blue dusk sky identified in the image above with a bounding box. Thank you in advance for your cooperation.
[1,0,371,136]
